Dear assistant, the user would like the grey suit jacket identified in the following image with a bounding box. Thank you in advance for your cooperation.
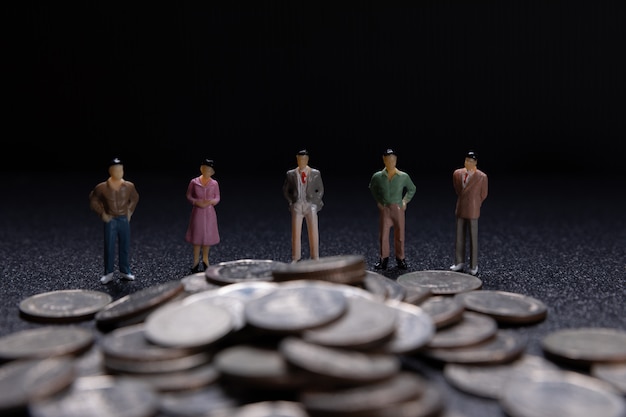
[283,168,324,211]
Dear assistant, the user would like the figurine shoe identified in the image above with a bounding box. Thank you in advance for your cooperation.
[374,257,389,270]
[449,263,465,272]
[191,264,201,273]
[468,266,479,276]
[100,273,115,284]
[120,272,135,281]
[396,258,408,270]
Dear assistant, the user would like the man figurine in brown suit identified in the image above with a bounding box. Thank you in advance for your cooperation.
[450,151,488,276]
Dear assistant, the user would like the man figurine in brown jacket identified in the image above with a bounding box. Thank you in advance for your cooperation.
[450,151,488,276]
[89,157,140,284]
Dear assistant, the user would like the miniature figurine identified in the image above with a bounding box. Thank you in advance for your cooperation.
[185,158,221,273]
[283,149,324,262]
[369,148,416,270]
[450,150,488,276]
[89,157,140,284]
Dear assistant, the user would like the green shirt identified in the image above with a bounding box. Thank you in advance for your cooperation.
[369,169,416,206]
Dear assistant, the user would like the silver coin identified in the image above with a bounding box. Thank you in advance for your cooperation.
[279,336,400,385]
[29,375,159,417]
[95,280,184,325]
[103,351,212,374]
[158,384,239,417]
[0,326,94,360]
[0,357,75,413]
[244,280,348,332]
[378,299,435,354]
[592,362,626,395]
[500,369,626,417]
[19,289,113,322]
[454,290,548,324]
[443,354,560,399]
[363,270,407,301]
[183,291,247,330]
[541,327,626,366]
[213,344,310,389]
[426,311,498,349]
[272,254,366,284]
[231,401,309,417]
[123,362,220,392]
[418,329,527,365]
[418,295,465,328]
[397,270,482,295]
[299,371,426,415]
[100,323,204,362]
[301,296,398,350]
[144,299,234,348]
[180,272,221,293]
[205,259,286,285]
[402,285,433,305]
[215,280,279,301]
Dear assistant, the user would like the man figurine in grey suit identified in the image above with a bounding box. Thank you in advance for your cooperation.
[283,149,324,262]
[450,150,488,276]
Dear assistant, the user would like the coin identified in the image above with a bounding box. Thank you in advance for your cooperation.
[418,295,465,329]
[0,326,94,360]
[592,362,626,395]
[123,362,220,392]
[426,311,498,349]
[0,357,75,413]
[183,291,247,330]
[28,375,159,417]
[244,280,348,332]
[279,336,400,385]
[180,272,221,293]
[362,270,407,301]
[158,384,239,417]
[272,254,367,284]
[144,298,234,349]
[499,369,626,417]
[418,329,527,365]
[397,270,482,295]
[443,354,560,399]
[541,327,626,366]
[215,280,279,301]
[454,290,548,324]
[205,259,287,285]
[95,280,184,326]
[377,300,435,355]
[103,351,213,374]
[299,371,427,415]
[19,289,113,322]
[231,401,309,417]
[301,296,398,350]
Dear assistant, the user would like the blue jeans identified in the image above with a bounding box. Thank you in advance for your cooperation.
[103,216,131,275]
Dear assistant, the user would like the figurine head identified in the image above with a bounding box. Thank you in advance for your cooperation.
[296,149,309,169]
[382,148,397,170]
[201,158,214,168]
[464,151,478,171]
[200,158,215,176]
[108,158,124,179]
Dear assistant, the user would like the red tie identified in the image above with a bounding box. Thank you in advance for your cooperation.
[301,171,307,183]
[464,172,468,183]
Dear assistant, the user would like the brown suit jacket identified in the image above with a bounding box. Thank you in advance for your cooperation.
[453,168,488,219]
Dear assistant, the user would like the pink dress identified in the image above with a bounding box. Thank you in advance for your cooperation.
[185,176,220,246]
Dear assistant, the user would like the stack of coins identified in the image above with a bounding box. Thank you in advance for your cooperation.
[272,255,367,285]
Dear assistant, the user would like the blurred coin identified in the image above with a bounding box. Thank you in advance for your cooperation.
[500,369,625,417]
[29,375,159,417]
[418,329,526,365]
[180,272,221,294]
[378,300,435,354]
[347,381,445,417]
[443,354,560,399]
[214,344,310,390]
[104,351,213,374]
[231,401,309,417]
[183,291,247,330]
[124,362,219,392]
[0,357,75,414]
[402,286,432,305]
[205,259,286,285]
[541,327,626,366]
[0,326,94,361]
[244,280,348,332]
[299,371,426,416]
[362,270,407,301]
[426,311,498,349]
[397,270,482,295]
[279,336,400,385]
[592,362,626,395]
[158,384,239,417]
[215,280,279,301]
[418,295,465,329]
[301,296,397,350]
[272,255,366,284]
[144,299,233,349]
[95,280,184,326]
[100,323,204,362]
[19,289,113,322]
[454,290,548,324]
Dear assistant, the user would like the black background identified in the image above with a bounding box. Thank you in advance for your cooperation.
[4,1,626,179]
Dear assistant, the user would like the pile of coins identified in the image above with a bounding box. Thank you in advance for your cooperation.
[0,255,624,417]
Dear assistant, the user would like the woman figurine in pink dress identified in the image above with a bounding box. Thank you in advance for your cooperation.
[185,158,220,273]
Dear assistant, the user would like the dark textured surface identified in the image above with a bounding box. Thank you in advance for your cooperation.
[1,171,625,416]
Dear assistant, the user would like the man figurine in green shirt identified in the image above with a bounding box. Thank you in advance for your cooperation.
[369,148,417,270]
